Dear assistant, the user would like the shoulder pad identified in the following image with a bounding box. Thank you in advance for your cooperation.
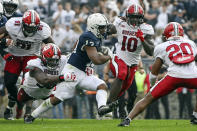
[26,58,43,71]
[80,32,99,47]
[113,17,126,27]
[6,17,22,33]
[140,23,154,35]
[39,21,51,39]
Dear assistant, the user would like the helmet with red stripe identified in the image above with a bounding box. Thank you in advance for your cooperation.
[163,22,184,41]
[41,43,61,70]
[126,4,144,26]
[22,10,40,37]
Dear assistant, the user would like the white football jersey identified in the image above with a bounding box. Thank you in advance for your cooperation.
[22,55,68,99]
[5,17,51,56]
[154,37,197,78]
[113,17,154,65]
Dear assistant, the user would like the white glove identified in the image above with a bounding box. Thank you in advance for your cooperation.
[101,46,114,59]
[59,72,77,82]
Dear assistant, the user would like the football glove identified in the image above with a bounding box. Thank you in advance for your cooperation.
[101,46,114,59]
[3,52,14,61]
[59,72,76,82]
[136,29,144,42]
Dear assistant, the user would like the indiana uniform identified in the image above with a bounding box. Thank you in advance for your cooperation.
[110,17,154,96]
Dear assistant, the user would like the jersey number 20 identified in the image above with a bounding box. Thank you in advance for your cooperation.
[166,43,194,64]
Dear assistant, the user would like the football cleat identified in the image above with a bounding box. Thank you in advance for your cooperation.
[4,108,14,120]
[98,100,119,116]
[24,114,35,124]
[190,115,197,125]
[118,118,131,127]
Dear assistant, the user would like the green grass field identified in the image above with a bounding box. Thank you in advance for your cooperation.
[0,119,197,131]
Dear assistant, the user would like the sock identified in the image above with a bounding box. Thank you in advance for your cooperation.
[96,89,107,109]
[31,98,53,118]
[126,117,132,122]
[25,106,32,115]
[193,111,197,118]
[6,105,12,109]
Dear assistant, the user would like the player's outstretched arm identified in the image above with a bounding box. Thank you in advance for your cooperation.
[29,67,61,88]
[149,58,163,87]
[29,67,76,89]
[85,46,111,65]
[142,34,154,56]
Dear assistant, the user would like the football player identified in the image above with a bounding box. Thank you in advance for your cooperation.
[17,43,75,118]
[98,4,154,116]
[0,10,55,120]
[119,22,197,126]
[24,13,113,123]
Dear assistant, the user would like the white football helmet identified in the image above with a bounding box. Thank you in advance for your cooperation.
[2,0,19,17]
[87,13,109,38]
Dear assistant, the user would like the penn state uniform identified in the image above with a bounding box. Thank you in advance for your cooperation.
[0,15,7,27]
[54,31,105,101]
[150,37,197,98]
[110,17,154,97]
[68,31,101,71]
[20,55,68,99]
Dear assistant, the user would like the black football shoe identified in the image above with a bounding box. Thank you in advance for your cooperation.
[24,114,35,124]
[98,100,119,116]
[190,115,197,125]
[118,118,131,127]
[4,108,14,120]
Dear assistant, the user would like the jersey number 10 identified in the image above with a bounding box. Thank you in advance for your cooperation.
[121,36,138,52]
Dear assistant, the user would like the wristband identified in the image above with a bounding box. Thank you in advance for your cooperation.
[59,75,64,82]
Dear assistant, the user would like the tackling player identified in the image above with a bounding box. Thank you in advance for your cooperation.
[24,13,113,123]
[17,44,76,118]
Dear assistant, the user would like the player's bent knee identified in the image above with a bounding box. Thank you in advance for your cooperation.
[50,96,61,106]
[97,83,108,91]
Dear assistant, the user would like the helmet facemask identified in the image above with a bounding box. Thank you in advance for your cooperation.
[3,2,18,17]
[126,14,144,27]
[43,57,60,70]
[22,22,39,37]
[96,24,108,39]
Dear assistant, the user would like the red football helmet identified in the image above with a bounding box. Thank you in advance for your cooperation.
[163,22,184,40]
[126,4,144,26]
[41,43,61,70]
[22,10,40,37]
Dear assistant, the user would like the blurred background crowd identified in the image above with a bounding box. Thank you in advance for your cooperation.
[0,0,197,119]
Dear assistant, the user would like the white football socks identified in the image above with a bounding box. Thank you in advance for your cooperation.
[31,98,53,118]
[96,89,107,109]
[193,111,197,118]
